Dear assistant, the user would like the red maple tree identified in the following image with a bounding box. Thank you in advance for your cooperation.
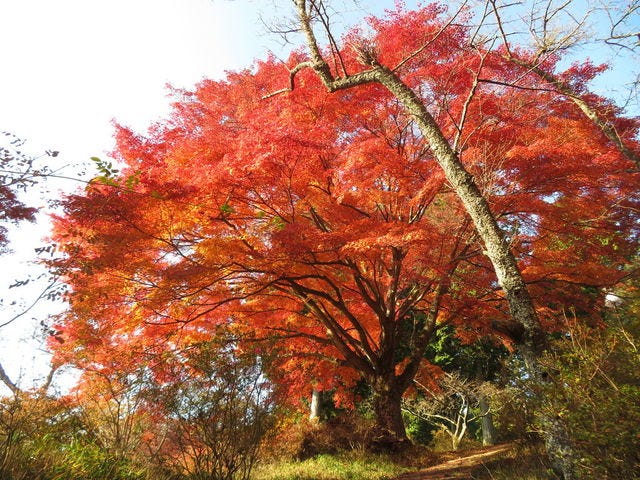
[49,3,639,444]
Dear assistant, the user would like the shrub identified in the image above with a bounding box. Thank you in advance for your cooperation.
[495,308,640,479]
[536,316,640,478]
[156,344,276,480]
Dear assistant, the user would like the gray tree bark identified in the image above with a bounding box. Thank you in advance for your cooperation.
[479,396,497,446]
[510,58,640,169]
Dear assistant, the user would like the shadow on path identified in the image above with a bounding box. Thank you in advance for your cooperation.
[394,443,514,480]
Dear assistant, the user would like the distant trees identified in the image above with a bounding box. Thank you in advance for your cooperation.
[400,327,506,449]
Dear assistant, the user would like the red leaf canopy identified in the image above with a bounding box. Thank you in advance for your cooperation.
[50,3,639,401]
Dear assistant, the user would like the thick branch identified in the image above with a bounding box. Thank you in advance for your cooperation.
[0,361,20,395]
[284,281,376,375]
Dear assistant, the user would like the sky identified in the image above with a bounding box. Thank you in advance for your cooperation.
[0,0,637,392]
[0,0,403,159]
[2,0,281,159]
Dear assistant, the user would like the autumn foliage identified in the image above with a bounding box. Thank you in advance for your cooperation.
[49,3,639,443]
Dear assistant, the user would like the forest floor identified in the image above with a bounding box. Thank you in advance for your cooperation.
[394,443,515,480]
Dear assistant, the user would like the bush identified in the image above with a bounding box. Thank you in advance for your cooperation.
[262,412,377,461]
[0,392,71,480]
[537,316,640,478]
[155,344,275,480]
[404,412,436,445]
[489,380,538,443]
[494,310,640,479]
[49,439,146,480]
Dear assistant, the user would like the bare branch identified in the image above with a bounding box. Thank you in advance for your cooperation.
[487,0,640,168]
[510,57,640,168]
[0,276,62,330]
[453,49,487,153]
[0,361,20,395]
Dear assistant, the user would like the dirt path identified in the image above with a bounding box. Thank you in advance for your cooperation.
[394,443,514,480]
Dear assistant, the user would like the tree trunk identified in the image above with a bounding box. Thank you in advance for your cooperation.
[374,67,545,349]
[309,389,321,422]
[375,68,580,474]
[520,345,578,480]
[451,421,466,451]
[370,378,410,451]
[541,410,579,480]
[479,396,497,446]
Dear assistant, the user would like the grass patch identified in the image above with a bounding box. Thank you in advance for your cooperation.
[252,441,550,480]
[251,451,411,480]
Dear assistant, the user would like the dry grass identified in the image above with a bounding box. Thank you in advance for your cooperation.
[253,442,554,480]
